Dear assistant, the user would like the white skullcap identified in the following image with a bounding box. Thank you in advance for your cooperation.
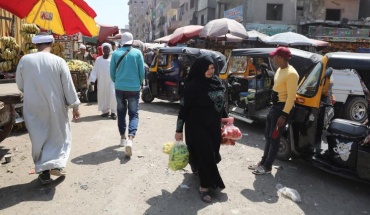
[31,34,54,44]
[79,44,86,49]
[101,43,112,53]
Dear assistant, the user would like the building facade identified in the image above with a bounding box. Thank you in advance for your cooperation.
[128,0,150,41]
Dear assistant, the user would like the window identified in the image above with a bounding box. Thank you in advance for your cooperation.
[297,6,303,17]
[201,15,204,25]
[266,4,283,21]
[297,63,323,97]
[190,0,194,9]
[326,9,341,21]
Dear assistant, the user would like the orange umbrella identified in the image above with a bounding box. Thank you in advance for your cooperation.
[0,0,99,36]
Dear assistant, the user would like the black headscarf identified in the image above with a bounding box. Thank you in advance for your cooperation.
[186,55,225,92]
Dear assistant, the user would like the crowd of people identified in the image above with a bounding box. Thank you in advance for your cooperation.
[15,32,299,203]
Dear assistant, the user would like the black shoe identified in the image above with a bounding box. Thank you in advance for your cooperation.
[38,170,51,185]
[101,113,109,117]
[111,113,117,120]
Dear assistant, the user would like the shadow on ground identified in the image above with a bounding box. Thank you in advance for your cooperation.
[144,173,228,215]
[71,145,125,165]
[0,177,65,210]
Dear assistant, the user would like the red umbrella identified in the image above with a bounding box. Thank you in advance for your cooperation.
[0,0,99,36]
[97,24,119,42]
[168,25,204,46]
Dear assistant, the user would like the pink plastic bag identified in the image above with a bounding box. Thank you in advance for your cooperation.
[221,123,242,140]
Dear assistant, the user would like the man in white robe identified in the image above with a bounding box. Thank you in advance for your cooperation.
[16,33,80,184]
[89,43,117,119]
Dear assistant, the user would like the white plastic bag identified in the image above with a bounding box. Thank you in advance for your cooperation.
[276,183,302,203]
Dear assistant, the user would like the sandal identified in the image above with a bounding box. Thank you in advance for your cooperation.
[248,162,261,170]
[50,168,67,176]
[252,166,271,175]
[199,188,212,203]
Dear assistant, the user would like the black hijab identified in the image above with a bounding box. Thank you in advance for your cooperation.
[186,55,225,92]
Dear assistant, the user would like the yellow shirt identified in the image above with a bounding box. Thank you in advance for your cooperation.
[272,65,299,115]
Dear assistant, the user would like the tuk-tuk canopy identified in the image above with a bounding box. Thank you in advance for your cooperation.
[158,47,226,74]
[326,52,370,70]
[230,48,323,79]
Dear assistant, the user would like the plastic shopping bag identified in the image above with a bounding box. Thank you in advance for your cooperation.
[221,122,242,145]
[168,141,189,171]
[163,141,175,154]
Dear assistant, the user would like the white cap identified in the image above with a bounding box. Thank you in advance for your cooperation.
[79,44,86,49]
[32,34,54,44]
[121,32,133,45]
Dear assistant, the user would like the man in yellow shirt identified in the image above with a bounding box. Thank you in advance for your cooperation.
[249,47,299,175]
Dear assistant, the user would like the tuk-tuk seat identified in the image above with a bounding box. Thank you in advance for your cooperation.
[165,81,177,87]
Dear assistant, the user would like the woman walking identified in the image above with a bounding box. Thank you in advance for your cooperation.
[175,55,228,203]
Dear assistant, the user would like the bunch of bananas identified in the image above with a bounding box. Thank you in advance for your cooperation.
[0,36,20,72]
[20,23,40,35]
[26,49,38,54]
[21,43,36,52]
[51,42,66,58]
[1,48,18,60]
[0,36,17,48]
[67,60,93,73]
[0,61,13,72]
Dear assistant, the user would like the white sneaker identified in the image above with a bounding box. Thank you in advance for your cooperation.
[125,140,133,157]
[119,139,126,147]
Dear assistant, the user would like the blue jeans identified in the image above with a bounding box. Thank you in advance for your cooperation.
[115,90,140,137]
[260,103,285,169]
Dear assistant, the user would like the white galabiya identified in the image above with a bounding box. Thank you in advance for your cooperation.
[16,34,80,173]
[88,43,117,115]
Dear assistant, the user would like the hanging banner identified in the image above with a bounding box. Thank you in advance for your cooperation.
[224,5,243,22]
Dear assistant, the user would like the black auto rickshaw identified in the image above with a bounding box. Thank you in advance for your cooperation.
[277,52,370,182]
[141,47,226,103]
[219,48,322,123]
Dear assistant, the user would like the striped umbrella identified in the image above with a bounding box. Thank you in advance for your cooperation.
[0,0,99,36]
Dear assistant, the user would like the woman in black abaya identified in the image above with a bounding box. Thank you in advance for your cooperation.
[175,55,228,203]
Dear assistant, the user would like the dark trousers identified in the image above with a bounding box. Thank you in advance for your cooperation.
[260,104,285,169]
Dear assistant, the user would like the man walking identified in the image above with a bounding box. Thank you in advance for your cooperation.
[249,47,299,175]
[89,43,117,119]
[16,33,80,184]
[110,32,145,157]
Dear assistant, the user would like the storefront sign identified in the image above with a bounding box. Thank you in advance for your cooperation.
[309,26,369,38]
[245,23,297,36]
[53,34,79,41]
[224,5,243,22]
[317,36,370,42]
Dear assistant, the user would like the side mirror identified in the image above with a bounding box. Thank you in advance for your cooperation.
[324,67,333,78]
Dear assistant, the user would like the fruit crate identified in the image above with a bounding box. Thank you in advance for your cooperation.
[70,71,89,102]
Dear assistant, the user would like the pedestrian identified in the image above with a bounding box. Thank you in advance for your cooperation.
[109,41,117,51]
[175,55,228,203]
[89,43,117,120]
[144,48,154,65]
[16,33,80,185]
[75,44,94,65]
[110,32,145,157]
[158,54,182,94]
[249,46,299,175]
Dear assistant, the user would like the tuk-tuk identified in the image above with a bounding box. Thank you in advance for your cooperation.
[141,47,226,103]
[219,48,322,123]
[277,52,370,182]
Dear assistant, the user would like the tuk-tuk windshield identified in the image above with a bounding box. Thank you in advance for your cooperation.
[224,56,249,74]
[297,63,323,97]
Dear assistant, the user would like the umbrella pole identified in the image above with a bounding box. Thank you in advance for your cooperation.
[32,0,46,24]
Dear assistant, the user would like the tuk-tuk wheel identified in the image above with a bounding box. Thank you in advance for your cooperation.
[276,136,291,161]
[141,91,154,103]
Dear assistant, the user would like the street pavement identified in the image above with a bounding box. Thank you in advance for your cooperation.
[0,98,369,215]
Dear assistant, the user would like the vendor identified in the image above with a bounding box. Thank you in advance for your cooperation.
[75,44,94,65]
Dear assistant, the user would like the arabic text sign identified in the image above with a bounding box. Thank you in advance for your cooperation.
[309,26,369,37]
[224,5,243,22]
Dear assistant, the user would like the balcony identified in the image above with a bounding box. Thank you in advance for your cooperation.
[168,20,181,30]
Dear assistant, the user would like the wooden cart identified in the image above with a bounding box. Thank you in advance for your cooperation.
[0,82,22,143]
[70,71,89,102]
